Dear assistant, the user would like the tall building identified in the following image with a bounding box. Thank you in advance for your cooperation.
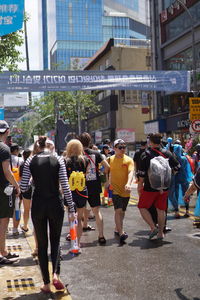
[84,38,151,145]
[148,0,200,140]
[40,0,150,70]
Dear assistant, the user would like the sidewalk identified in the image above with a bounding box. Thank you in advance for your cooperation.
[0,220,72,300]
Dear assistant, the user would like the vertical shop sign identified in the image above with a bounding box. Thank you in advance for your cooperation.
[0,0,24,36]
[189,97,200,121]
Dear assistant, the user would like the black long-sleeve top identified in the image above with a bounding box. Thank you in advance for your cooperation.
[20,151,74,213]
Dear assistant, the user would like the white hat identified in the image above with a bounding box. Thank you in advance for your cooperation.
[114,139,125,147]
[0,120,9,133]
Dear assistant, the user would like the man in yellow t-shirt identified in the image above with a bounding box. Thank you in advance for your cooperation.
[107,139,134,243]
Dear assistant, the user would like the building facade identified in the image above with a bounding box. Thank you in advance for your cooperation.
[84,38,151,148]
[40,0,150,70]
[149,0,200,141]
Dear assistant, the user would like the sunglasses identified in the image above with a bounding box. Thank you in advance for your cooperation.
[117,146,126,150]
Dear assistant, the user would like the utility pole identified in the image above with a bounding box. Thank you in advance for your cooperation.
[24,11,32,105]
[54,96,59,150]
[77,93,81,135]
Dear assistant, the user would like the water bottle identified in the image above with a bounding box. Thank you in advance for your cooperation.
[108,185,113,206]
[15,197,21,221]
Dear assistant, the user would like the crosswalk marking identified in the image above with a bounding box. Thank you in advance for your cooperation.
[7,278,35,292]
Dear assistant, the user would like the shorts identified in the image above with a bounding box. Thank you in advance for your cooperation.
[0,188,15,218]
[72,190,87,209]
[22,187,32,200]
[112,194,129,211]
[138,189,168,211]
[87,192,101,208]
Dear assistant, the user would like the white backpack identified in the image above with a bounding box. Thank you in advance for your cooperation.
[148,149,172,191]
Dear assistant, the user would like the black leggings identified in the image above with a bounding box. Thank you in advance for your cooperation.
[32,206,64,285]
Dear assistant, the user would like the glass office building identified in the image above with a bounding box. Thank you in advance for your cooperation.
[41,0,149,70]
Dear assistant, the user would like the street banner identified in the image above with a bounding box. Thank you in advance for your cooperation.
[0,0,24,36]
[189,97,200,121]
[0,70,190,92]
[0,108,4,120]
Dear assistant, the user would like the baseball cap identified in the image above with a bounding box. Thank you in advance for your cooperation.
[102,144,110,149]
[114,139,125,147]
[0,120,9,133]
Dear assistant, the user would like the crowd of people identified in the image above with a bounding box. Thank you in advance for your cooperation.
[1,118,200,293]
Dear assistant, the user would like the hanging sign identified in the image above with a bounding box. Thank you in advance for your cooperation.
[0,0,24,36]
[0,70,190,92]
[189,97,200,121]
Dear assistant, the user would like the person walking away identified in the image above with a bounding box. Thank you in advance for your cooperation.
[137,133,180,240]
[107,139,134,243]
[63,139,89,251]
[20,149,32,233]
[133,140,147,183]
[20,136,75,293]
[10,143,24,236]
[183,167,200,217]
[79,132,109,245]
[100,144,111,205]
[172,144,193,218]
[0,121,20,264]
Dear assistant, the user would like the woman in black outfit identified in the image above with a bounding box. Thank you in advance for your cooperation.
[64,139,89,250]
[21,136,75,293]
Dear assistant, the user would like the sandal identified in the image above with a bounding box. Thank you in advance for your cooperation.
[65,233,71,241]
[5,252,19,259]
[21,226,29,233]
[52,279,65,290]
[149,228,158,240]
[0,257,14,265]
[83,225,95,232]
[98,236,106,245]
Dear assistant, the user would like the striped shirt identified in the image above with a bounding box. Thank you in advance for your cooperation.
[20,151,74,213]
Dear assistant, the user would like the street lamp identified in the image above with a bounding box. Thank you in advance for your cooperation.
[174,0,198,96]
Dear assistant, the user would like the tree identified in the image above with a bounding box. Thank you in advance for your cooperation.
[16,91,101,145]
[0,30,24,71]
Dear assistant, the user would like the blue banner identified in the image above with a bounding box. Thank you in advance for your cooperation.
[0,70,191,92]
[0,108,4,120]
[0,0,24,36]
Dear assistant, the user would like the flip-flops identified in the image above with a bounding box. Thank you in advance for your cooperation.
[21,226,29,233]
[0,257,14,265]
[149,228,158,240]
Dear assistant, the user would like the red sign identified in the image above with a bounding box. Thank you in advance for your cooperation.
[191,120,200,132]
[142,107,149,114]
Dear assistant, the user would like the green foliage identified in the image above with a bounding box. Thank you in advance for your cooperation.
[31,91,100,130]
[0,30,24,72]
[14,91,100,146]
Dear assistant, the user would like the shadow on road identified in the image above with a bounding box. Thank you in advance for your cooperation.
[175,288,200,300]
[128,237,172,249]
